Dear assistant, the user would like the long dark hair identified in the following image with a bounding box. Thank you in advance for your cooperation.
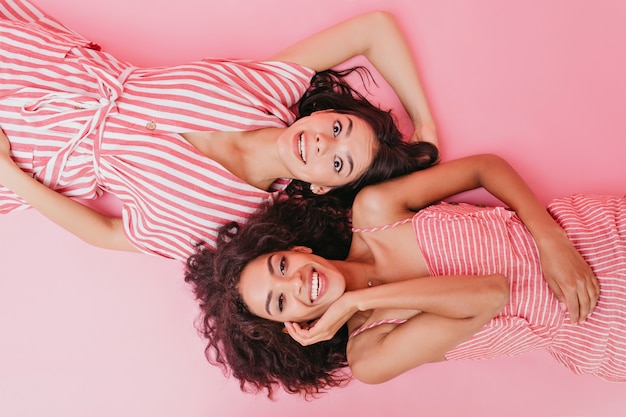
[185,195,353,398]
[286,67,439,204]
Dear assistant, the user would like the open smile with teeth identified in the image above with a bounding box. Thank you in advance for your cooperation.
[298,133,307,163]
[310,270,320,302]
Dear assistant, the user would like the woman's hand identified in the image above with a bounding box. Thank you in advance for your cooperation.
[410,122,438,147]
[284,292,356,346]
[271,12,437,150]
[537,230,599,324]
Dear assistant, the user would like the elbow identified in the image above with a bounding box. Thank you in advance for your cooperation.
[350,355,420,385]
[476,153,514,179]
[365,10,398,38]
[351,361,393,385]
[87,216,134,251]
[475,153,506,168]
[367,10,396,24]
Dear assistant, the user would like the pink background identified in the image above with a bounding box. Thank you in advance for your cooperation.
[1,0,625,416]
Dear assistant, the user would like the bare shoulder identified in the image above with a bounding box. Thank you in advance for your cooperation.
[352,181,411,229]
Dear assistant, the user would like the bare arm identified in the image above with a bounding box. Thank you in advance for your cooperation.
[270,11,437,145]
[286,269,508,345]
[286,265,508,383]
[355,154,599,323]
[345,274,509,384]
[0,129,139,252]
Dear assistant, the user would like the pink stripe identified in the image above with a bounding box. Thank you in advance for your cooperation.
[2,0,314,260]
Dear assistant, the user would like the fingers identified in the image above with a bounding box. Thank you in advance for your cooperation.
[563,289,581,325]
[283,322,322,346]
[558,273,600,325]
[589,274,600,309]
[575,273,600,324]
[408,132,421,144]
[284,322,307,346]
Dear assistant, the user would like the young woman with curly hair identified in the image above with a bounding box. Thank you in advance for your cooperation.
[184,154,622,398]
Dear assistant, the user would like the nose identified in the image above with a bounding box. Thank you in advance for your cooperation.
[284,269,304,296]
[315,133,331,156]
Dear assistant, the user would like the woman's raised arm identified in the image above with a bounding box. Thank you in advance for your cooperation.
[0,129,139,253]
[270,11,437,145]
[356,154,600,323]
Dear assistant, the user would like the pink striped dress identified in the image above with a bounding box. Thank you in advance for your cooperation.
[352,195,626,381]
[419,195,626,381]
[0,0,315,260]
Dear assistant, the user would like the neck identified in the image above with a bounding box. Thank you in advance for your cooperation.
[332,259,377,291]
[199,128,291,190]
[238,128,292,189]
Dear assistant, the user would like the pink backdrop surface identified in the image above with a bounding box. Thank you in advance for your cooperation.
[1,0,625,416]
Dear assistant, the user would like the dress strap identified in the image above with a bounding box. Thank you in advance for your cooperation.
[350,318,408,339]
[351,217,413,233]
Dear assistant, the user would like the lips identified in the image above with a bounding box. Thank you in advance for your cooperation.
[309,269,325,302]
[297,132,307,163]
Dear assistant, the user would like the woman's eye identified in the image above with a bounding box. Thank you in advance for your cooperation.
[279,256,286,275]
[333,121,342,137]
[333,157,343,173]
[278,294,285,312]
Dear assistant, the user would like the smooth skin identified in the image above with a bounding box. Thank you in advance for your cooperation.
[239,154,599,384]
[0,11,435,253]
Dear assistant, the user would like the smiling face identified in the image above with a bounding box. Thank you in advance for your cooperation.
[238,247,346,323]
[276,110,377,194]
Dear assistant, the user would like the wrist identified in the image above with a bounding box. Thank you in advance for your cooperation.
[0,156,30,189]
[0,157,19,182]
[414,121,437,145]
[345,288,372,314]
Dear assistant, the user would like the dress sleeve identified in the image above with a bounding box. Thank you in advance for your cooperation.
[196,58,315,127]
[1,0,101,59]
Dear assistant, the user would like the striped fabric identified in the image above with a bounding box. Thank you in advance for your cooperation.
[412,196,626,381]
[0,0,315,260]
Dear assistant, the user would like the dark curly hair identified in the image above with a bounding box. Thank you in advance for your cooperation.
[286,67,439,205]
[185,195,354,398]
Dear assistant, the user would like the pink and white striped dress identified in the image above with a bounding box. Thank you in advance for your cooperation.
[417,195,626,381]
[0,0,315,260]
[351,195,626,381]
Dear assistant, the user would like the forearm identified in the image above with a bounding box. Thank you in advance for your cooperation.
[361,12,436,144]
[351,274,509,319]
[0,162,135,251]
[478,155,599,321]
[476,155,564,242]
[270,12,436,144]
[347,274,508,384]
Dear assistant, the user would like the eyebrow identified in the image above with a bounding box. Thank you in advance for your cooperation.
[345,117,354,177]
[265,255,274,316]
